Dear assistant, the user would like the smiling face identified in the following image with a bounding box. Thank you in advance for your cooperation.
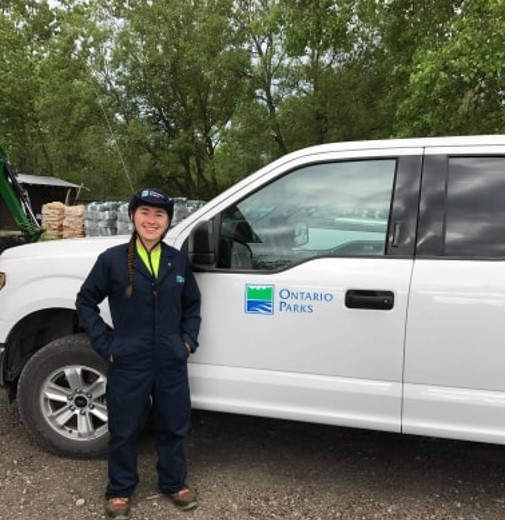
[132,204,170,249]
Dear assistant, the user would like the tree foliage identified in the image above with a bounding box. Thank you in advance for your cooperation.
[394,0,505,135]
[0,0,503,201]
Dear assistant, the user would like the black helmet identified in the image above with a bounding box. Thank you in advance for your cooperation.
[128,188,174,220]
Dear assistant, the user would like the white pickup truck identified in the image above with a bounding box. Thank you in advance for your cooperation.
[1,135,505,458]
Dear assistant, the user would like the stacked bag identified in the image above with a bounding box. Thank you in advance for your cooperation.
[116,203,133,235]
[41,202,66,239]
[84,201,122,236]
[171,198,206,226]
[63,205,85,238]
[41,198,205,239]
[42,202,85,239]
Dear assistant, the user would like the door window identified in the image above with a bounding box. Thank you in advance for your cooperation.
[444,157,505,258]
[217,159,397,270]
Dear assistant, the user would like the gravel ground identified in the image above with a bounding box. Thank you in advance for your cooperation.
[2,391,505,520]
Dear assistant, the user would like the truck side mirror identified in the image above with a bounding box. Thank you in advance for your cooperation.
[293,221,309,247]
[188,220,217,268]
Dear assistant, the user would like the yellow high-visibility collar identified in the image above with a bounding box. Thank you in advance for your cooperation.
[136,240,161,278]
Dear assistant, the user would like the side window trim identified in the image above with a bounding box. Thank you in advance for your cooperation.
[387,154,423,257]
[416,154,448,257]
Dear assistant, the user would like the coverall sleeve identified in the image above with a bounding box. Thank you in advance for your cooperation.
[75,253,113,360]
[180,258,202,353]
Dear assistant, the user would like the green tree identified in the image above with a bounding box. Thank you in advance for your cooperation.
[36,5,128,198]
[0,1,130,199]
[2,0,503,205]
[0,1,56,171]
[98,0,250,199]
[394,0,505,135]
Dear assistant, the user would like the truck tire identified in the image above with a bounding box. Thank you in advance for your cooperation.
[17,333,109,458]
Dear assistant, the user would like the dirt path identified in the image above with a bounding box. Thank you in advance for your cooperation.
[1,392,505,519]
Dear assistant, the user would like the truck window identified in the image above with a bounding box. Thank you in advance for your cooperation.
[444,157,505,258]
[217,159,397,270]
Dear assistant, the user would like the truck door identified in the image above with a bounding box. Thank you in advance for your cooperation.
[178,148,422,433]
[403,147,505,444]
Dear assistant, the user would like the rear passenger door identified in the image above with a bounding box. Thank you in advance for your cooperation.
[183,147,423,433]
[403,146,505,443]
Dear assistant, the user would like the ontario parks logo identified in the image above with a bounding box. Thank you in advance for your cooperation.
[245,284,274,315]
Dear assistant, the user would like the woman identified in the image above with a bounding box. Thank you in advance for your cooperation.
[76,188,201,519]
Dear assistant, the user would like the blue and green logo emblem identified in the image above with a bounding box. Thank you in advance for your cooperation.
[245,284,274,315]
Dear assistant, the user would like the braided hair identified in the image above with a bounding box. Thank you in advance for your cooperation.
[125,229,138,298]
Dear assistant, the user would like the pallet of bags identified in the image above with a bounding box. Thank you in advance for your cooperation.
[41,201,66,239]
[97,201,120,236]
[63,205,85,238]
[117,202,133,235]
[84,201,121,236]
[84,201,101,236]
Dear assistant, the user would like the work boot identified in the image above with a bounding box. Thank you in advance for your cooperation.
[168,486,198,510]
[105,497,130,519]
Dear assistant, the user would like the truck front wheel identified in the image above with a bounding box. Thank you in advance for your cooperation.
[17,334,109,458]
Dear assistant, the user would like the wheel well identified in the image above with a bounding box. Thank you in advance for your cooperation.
[4,308,79,391]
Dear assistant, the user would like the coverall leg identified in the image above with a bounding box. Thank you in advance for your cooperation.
[153,364,191,494]
[106,365,153,498]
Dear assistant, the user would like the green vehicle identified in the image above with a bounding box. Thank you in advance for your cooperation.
[0,146,43,251]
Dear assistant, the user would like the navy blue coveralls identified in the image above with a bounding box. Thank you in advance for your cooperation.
[75,242,201,498]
